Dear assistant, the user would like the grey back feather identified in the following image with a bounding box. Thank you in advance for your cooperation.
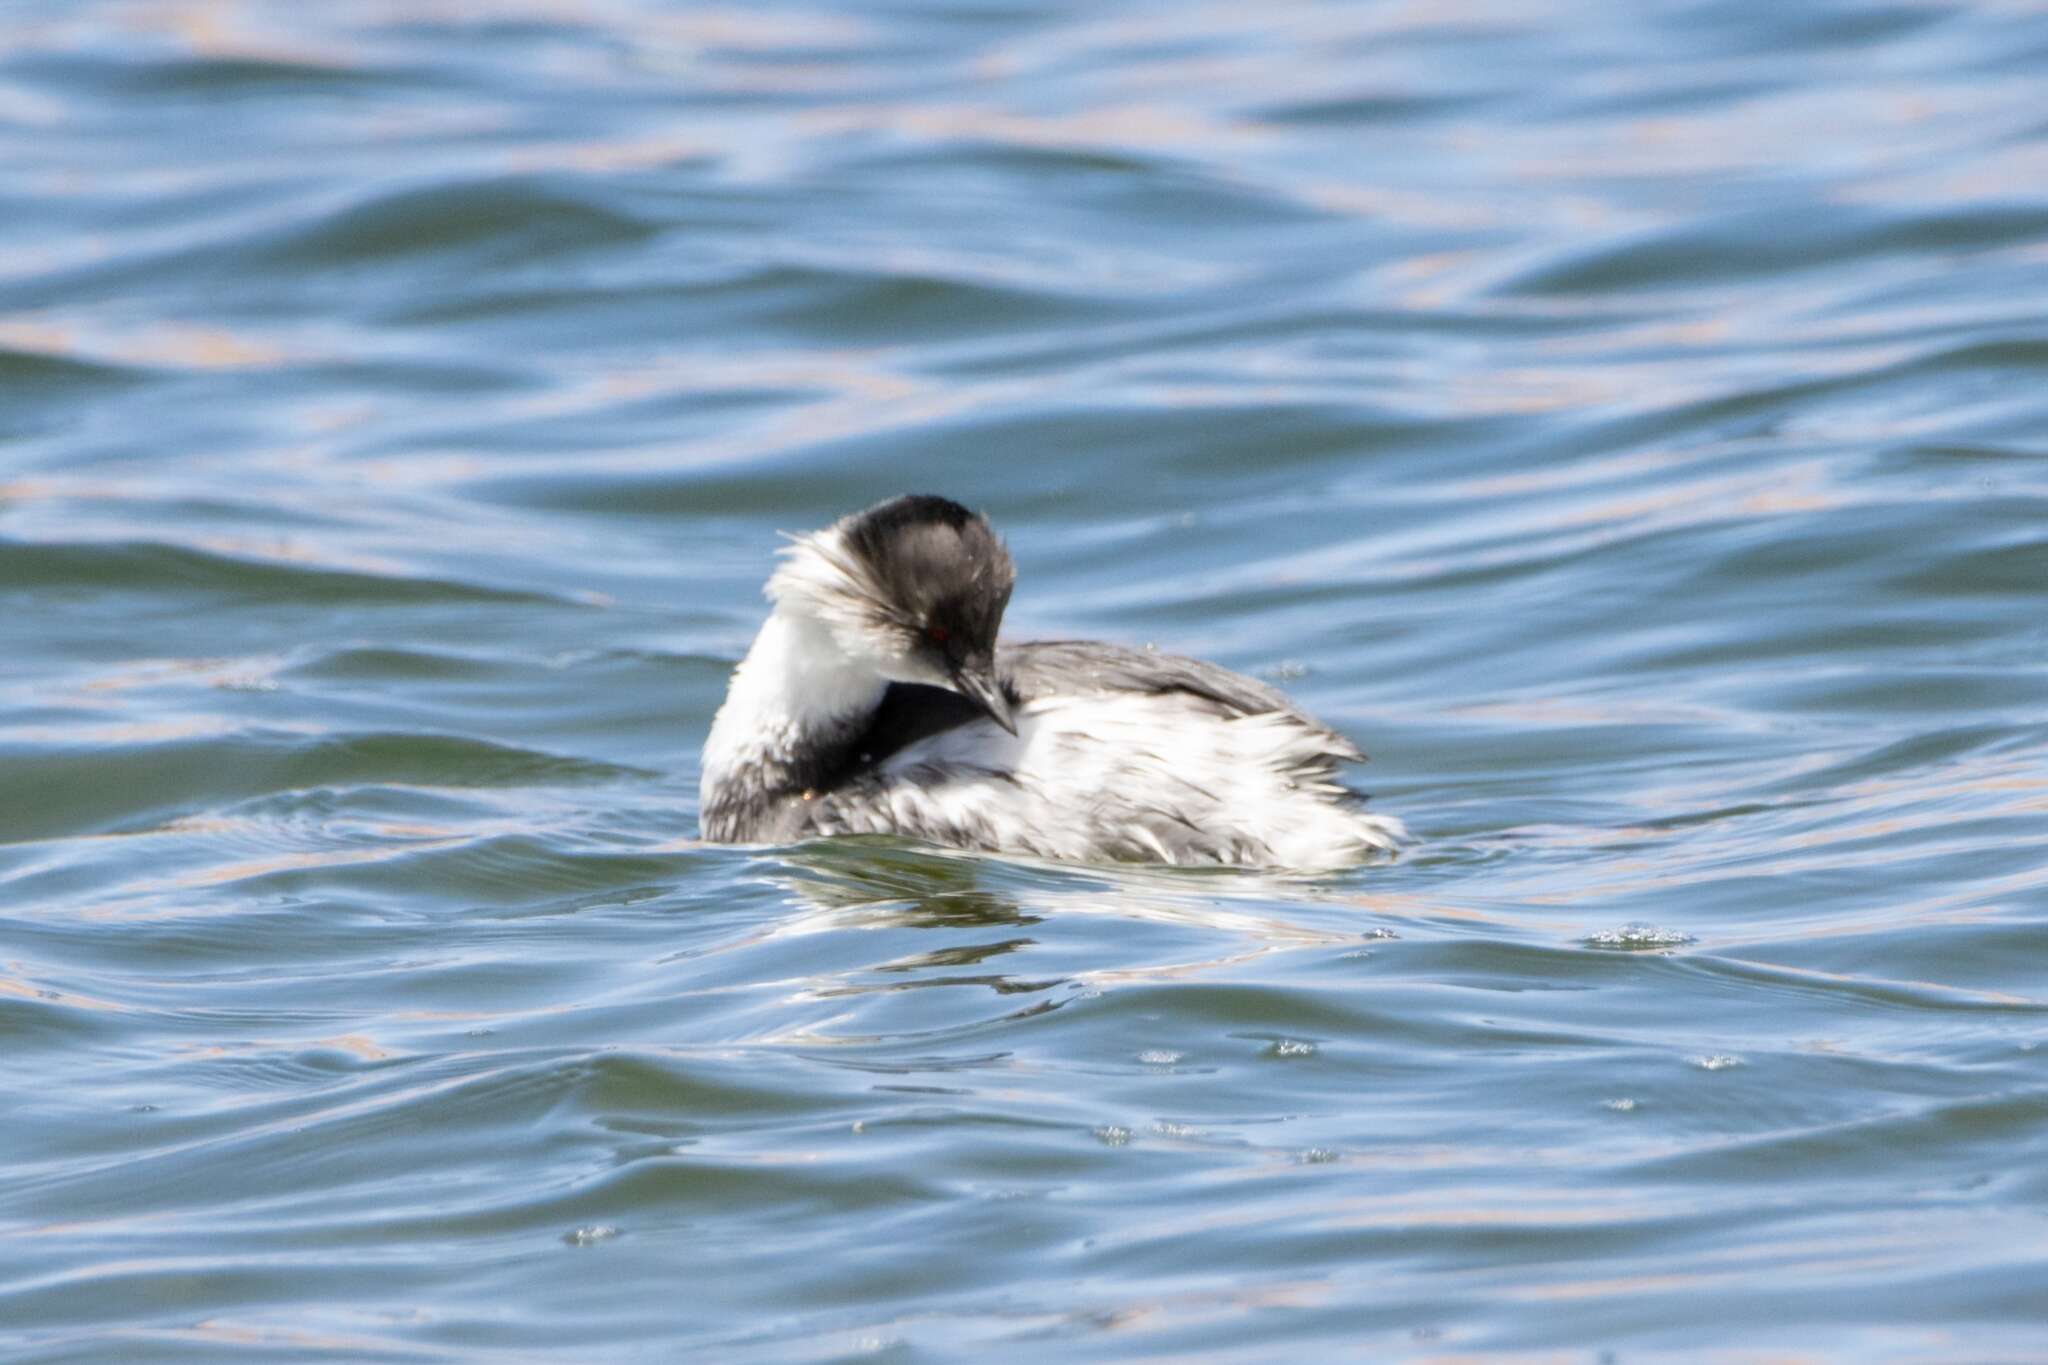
[999,640,1365,762]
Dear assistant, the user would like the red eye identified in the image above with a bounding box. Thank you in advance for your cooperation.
[927,625,949,644]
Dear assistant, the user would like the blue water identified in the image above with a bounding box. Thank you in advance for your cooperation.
[5,2,2048,1359]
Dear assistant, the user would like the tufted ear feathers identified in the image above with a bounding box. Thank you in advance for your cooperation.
[766,496,1014,653]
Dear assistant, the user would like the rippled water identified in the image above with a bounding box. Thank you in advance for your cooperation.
[6,2,2048,1359]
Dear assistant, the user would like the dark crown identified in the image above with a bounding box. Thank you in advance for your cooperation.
[837,495,1014,645]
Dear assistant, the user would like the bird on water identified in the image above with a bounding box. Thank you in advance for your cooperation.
[699,495,1406,869]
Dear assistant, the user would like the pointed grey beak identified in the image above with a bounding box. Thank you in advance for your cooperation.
[949,662,1017,736]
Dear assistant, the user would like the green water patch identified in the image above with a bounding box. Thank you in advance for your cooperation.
[0,729,651,844]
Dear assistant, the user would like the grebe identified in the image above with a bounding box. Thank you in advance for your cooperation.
[698,495,1406,869]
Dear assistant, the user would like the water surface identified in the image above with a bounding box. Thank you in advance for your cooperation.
[5,2,2048,1359]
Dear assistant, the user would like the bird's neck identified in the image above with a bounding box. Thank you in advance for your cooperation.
[699,605,888,837]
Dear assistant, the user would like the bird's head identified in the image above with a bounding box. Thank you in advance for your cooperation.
[768,494,1017,733]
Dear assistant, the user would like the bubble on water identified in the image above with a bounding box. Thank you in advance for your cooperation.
[1603,1097,1638,1112]
[1267,1039,1317,1059]
[1582,923,1695,951]
[1299,1147,1340,1164]
[563,1225,618,1247]
[1690,1053,1743,1071]
[1093,1125,1131,1146]
[1151,1121,1197,1138]
[1137,1049,1183,1065]
[850,1120,864,1134]
[1339,949,1374,961]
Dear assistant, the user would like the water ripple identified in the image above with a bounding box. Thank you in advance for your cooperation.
[6,0,2048,1357]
